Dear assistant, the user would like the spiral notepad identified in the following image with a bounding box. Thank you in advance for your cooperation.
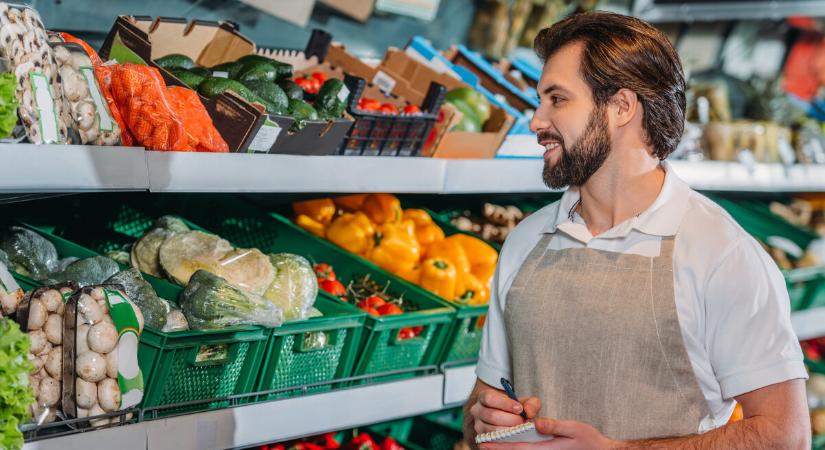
[475,422,552,444]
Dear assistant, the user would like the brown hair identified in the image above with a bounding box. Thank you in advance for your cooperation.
[534,12,685,159]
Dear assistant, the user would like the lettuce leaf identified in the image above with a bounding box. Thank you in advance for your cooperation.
[0,73,18,139]
[0,319,34,450]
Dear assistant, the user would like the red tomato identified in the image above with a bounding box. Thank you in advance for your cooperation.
[397,327,415,341]
[401,104,422,115]
[311,72,327,83]
[411,325,424,337]
[365,295,386,308]
[358,98,381,112]
[379,103,399,115]
[319,279,347,297]
[377,303,403,316]
[294,75,321,94]
[366,307,381,316]
[379,437,405,450]
[314,263,336,281]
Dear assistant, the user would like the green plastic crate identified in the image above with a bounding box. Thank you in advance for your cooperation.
[711,196,825,311]
[8,224,270,414]
[256,294,366,400]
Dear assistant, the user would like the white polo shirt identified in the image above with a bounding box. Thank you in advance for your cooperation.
[476,161,808,431]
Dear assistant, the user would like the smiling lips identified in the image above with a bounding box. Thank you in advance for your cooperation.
[541,140,562,159]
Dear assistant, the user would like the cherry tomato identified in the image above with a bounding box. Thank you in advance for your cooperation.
[358,97,381,112]
[313,263,336,281]
[365,295,386,308]
[310,71,327,84]
[377,303,403,316]
[411,325,424,337]
[379,103,399,115]
[401,104,422,115]
[397,327,415,341]
[319,279,346,297]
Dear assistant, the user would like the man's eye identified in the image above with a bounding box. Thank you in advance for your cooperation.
[550,96,564,106]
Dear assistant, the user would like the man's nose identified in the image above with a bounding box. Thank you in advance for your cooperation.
[530,109,550,134]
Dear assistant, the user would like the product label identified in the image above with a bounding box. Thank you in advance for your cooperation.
[103,288,144,410]
[778,135,796,165]
[30,72,60,144]
[372,70,396,95]
[212,71,229,79]
[337,84,350,103]
[80,66,114,132]
[736,148,756,171]
[0,261,18,294]
[247,119,282,153]
[195,344,229,364]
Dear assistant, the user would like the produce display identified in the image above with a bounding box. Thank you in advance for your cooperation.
[264,431,406,450]
[294,194,498,305]
[450,203,530,244]
[0,318,34,450]
[444,87,492,133]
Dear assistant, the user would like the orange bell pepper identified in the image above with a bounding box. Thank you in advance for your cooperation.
[326,212,375,257]
[362,194,402,225]
[426,237,471,276]
[397,264,422,284]
[295,214,326,238]
[334,194,368,212]
[369,220,421,274]
[456,272,490,305]
[293,198,336,225]
[403,209,445,252]
[420,258,457,300]
[450,234,498,287]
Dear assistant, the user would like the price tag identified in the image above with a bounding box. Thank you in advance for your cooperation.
[737,148,756,172]
[778,135,796,165]
[372,70,396,95]
[212,71,228,78]
[80,66,114,132]
[30,72,59,143]
[247,120,282,153]
[337,85,350,103]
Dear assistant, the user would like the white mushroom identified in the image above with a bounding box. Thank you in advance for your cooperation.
[97,378,120,412]
[63,71,89,103]
[44,313,62,345]
[77,294,102,324]
[88,403,108,427]
[91,287,105,302]
[28,354,44,373]
[75,378,97,409]
[28,374,40,393]
[0,289,21,315]
[52,45,70,64]
[75,100,96,129]
[45,345,61,378]
[38,341,52,358]
[88,322,117,354]
[76,406,90,418]
[28,330,47,355]
[27,298,47,330]
[36,368,48,380]
[76,351,106,382]
[39,289,62,313]
[76,323,90,353]
[38,377,59,407]
[59,287,73,296]
[81,125,100,145]
[105,350,118,379]
[57,301,65,316]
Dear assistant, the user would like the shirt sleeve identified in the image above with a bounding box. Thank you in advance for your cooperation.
[705,236,808,400]
[476,263,513,386]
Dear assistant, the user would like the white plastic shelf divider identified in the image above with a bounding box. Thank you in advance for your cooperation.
[791,308,825,341]
[0,144,148,192]
[22,422,148,450]
[146,152,448,193]
[669,161,825,192]
[443,365,477,405]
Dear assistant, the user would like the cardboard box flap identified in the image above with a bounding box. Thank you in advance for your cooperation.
[257,29,331,72]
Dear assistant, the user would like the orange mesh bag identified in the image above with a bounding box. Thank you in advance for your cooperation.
[58,32,104,66]
[95,64,135,146]
[165,86,229,152]
[109,64,189,151]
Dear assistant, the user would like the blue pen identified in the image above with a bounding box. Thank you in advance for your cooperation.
[500,377,528,420]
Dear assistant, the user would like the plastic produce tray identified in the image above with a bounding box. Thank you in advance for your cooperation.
[5,223,270,415]
[711,196,825,311]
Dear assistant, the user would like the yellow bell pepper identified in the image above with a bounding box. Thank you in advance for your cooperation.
[450,234,498,286]
[420,258,457,299]
[369,220,421,274]
[403,209,445,252]
[293,198,336,225]
[362,193,402,225]
[334,194,368,212]
[397,264,422,284]
[326,212,375,257]
[426,237,470,276]
[456,272,490,305]
[295,214,326,238]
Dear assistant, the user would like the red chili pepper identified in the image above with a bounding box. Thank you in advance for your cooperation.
[321,432,341,449]
[377,303,402,316]
[379,103,399,115]
[345,433,378,450]
[320,279,347,297]
[314,263,337,281]
[401,104,421,115]
[379,437,405,450]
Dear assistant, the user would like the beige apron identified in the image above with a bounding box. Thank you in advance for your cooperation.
[504,234,711,440]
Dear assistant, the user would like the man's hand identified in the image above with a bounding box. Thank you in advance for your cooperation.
[464,379,542,445]
[480,418,619,450]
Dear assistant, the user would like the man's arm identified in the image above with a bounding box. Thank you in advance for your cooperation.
[617,379,810,450]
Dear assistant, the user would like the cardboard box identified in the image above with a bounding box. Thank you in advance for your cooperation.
[444,46,536,112]
[320,0,375,22]
[239,0,316,28]
[327,45,513,158]
[100,16,354,155]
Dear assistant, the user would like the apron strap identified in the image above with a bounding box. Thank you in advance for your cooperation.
[653,236,676,270]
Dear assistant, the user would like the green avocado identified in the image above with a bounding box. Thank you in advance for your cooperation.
[188,67,210,77]
[209,62,242,79]
[235,55,293,80]
[445,87,491,124]
[168,68,206,90]
[198,77,261,105]
[235,61,279,82]
[242,80,288,115]
[277,79,304,101]
[155,53,195,70]
[287,98,318,131]
[315,78,347,119]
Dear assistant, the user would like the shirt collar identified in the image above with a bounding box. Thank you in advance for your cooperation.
[539,161,692,239]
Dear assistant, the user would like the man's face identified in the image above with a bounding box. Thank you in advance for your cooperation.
[531,42,611,189]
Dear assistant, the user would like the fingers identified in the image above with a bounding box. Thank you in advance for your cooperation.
[521,397,542,419]
[479,389,523,413]
[535,418,590,439]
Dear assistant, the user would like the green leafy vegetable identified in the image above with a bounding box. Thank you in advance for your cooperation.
[0,73,18,139]
[263,253,318,321]
[0,319,35,450]
[180,270,284,330]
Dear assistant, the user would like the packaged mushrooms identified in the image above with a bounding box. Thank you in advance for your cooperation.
[18,283,76,424]
[0,3,75,144]
[63,285,143,425]
[0,257,23,316]
[50,42,120,145]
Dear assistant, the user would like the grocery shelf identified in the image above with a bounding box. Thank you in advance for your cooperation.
[0,144,149,192]
[792,308,825,341]
[23,366,478,450]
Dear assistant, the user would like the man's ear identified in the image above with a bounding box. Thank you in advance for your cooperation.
[609,88,639,128]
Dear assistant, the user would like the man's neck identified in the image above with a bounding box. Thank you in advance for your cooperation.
[576,149,665,237]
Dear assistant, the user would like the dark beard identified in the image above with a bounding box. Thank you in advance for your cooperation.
[542,105,611,189]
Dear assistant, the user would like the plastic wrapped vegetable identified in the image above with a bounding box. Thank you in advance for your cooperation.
[214,248,275,296]
[130,216,190,278]
[263,253,318,321]
[0,258,22,316]
[108,63,188,151]
[0,227,58,280]
[159,298,189,332]
[157,230,233,286]
[105,269,166,330]
[0,72,18,139]
[181,270,284,330]
[51,42,120,145]
[104,250,130,266]
[165,86,228,152]
[49,256,120,287]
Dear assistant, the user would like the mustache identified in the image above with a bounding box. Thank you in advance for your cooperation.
[537,130,564,147]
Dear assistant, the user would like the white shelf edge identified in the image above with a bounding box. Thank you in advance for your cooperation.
[22,422,148,450]
[792,308,825,341]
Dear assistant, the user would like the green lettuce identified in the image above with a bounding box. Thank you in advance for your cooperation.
[0,73,17,139]
[0,319,34,450]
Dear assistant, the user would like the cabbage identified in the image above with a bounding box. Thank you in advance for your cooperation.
[263,253,318,321]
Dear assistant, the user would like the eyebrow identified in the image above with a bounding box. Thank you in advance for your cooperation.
[540,84,568,97]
